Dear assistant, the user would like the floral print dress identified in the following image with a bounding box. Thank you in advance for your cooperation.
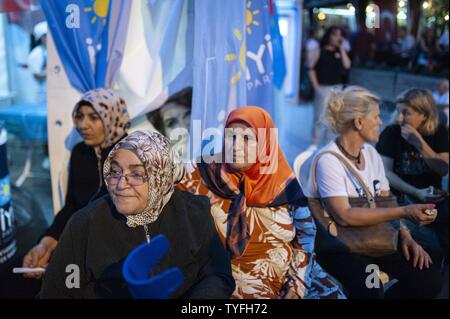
[178,167,346,299]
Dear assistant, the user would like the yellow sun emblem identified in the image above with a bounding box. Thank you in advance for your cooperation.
[84,0,110,25]
[224,1,261,85]
[246,1,260,34]
[2,183,10,198]
[225,29,247,84]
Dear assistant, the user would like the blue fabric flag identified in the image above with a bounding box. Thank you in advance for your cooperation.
[39,0,131,92]
[246,0,286,115]
[191,0,246,140]
[191,0,286,157]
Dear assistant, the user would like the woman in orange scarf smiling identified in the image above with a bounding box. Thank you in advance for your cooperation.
[178,106,345,299]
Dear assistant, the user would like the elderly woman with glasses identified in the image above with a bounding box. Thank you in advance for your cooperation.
[39,130,235,299]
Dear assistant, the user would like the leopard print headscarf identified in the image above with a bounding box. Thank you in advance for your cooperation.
[103,130,186,227]
[73,88,130,155]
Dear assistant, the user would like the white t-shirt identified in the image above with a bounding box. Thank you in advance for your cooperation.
[400,35,415,52]
[343,39,351,53]
[305,38,320,69]
[306,38,319,52]
[28,45,46,75]
[27,45,47,104]
[433,90,449,105]
[307,141,390,199]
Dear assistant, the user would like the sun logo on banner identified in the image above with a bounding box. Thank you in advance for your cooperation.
[225,1,262,84]
[225,29,247,84]
[2,183,9,198]
[0,176,11,205]
[84,0,110,25]
[246,1,260,34]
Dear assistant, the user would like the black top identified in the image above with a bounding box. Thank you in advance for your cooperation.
[43,142,116,241]
[39,190,235,299]
[313,48,346,86]
[376,124,449,192]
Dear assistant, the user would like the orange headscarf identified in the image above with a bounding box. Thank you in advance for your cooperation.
[223,106,297,205]
[198,106,306,257]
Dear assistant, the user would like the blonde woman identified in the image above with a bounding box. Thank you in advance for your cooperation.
[307,86,442,299]
[377,88,449,263]
[378,89,448,201]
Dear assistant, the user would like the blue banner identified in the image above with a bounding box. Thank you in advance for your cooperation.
[0,131,14,268]
[39,0,131,92]
[246,0,286,113]
[191,0,286,156]
[192,0,246,130]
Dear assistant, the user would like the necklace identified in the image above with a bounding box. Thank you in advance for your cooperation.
[336,139,361,165]
[143,224,151,243]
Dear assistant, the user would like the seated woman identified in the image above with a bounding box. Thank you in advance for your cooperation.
[39,130,235,298]
[376,88,449,261]
[23,89,130,280]
[308,86,442,299]
[178,106,346,299]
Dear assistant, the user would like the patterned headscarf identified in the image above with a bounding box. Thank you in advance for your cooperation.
[73,88,130,155]
[198,106,307,258]
[103,130,186,227]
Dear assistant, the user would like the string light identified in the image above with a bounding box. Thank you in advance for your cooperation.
[317,12,326,21]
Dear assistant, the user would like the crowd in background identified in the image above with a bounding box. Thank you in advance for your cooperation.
[303,25,449,77]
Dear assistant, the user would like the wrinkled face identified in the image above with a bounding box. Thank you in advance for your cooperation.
[108,149,149,215]
[402,105,427,131]
[329,29,342,47]
[357,104,383,143]
[160,102,191,159]
[225,122,258,172]
[74,104,105,146]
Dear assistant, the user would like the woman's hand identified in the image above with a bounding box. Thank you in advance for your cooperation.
[400,230,432,270]
[402,203,437,225]
[22,236,58,279]
[401,124,424,150]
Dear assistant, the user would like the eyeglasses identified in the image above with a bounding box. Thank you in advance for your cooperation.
[106,171,149,186]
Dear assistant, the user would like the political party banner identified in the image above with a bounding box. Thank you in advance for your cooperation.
[191,0,286,156]
[40,0,131,92]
